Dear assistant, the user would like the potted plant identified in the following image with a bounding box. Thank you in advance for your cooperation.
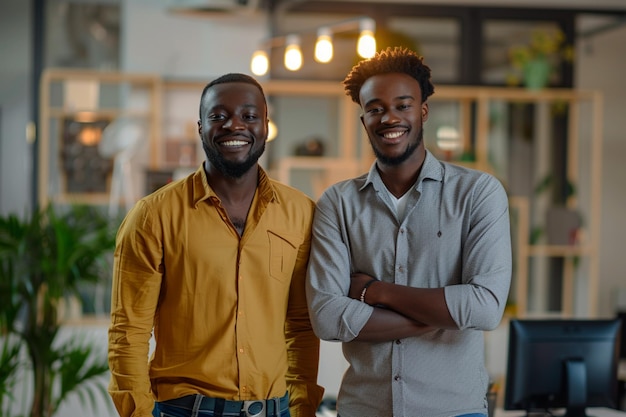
[0,204,118,417]
[530,173,581,246]
[507,27,574,90]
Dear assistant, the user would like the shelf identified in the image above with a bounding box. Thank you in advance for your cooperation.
[50,193,111,206]
[47,108,151,119]
[526,245,594,257]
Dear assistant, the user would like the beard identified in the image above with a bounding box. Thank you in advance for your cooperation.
[202,140,266,179]
[371,125,423,167]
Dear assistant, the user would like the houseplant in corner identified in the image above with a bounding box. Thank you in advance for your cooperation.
[0,204,118,417]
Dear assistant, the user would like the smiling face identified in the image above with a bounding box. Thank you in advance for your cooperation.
[359,72,429,167]
[198,82,268,179]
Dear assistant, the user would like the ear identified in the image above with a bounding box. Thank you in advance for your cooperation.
[422,102,429,122]
[197,119,202,135]
[359,113,365,127]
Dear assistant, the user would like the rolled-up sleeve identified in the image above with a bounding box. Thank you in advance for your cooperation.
[444,174,512,331]
[305,188,374,342]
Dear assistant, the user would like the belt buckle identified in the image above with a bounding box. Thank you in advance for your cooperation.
[243,400,265,417]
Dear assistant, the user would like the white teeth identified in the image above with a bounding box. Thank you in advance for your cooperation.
[222,140,248,147]
[383,131,404,139]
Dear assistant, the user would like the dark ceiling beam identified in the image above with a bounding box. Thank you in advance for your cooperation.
[272,1,626,17]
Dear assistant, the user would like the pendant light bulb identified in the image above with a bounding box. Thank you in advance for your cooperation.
[357,18,376,58]
[250,50,269,76]
[315,28,334,63]
[284,35,303,71]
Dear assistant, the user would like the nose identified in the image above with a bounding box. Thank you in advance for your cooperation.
[381,110,400,125]
[223,116,245,130]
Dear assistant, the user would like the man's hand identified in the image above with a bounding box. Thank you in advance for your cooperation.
[349,272,378,303]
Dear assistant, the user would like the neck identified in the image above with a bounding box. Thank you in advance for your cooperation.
[204,161,259,205]
[377,148,426,198]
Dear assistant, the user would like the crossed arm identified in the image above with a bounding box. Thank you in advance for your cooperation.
[346,273,457,342]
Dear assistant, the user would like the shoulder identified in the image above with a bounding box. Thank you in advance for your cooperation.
[313,173,369,218]
[321,173,368,200]
[140,176,189,208]
[440,162,509,207]
[268,178,316,211]
[122,175,192,227]
[443,162,506,190]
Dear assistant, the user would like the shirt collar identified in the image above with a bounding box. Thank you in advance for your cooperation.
[361,149,444,193]
[190,164,278,208]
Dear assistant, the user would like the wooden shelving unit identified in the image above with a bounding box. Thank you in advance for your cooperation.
[39,70,603,317]
[38,68,162,207]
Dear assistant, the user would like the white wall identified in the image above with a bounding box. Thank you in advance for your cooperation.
[0,0,33,216]
[575,16,626,318]
[121,0,267,79]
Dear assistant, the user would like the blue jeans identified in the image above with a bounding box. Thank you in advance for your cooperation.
[337,413,487,417]
[457,414,487,417]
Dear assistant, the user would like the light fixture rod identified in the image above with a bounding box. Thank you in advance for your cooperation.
[257,16,375,50]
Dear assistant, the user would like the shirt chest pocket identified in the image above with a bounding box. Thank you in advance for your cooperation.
[268,230,300,284]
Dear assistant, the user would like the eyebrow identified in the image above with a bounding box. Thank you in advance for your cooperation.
[207,103,260,112]
[364,95,416,107]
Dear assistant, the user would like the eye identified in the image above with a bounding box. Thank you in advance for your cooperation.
[366,106,384,115]
[242,112,260,122]
[207,112,226,122]
[398,103,412,111]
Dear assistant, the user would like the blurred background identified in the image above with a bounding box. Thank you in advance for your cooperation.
[1,0,626,415]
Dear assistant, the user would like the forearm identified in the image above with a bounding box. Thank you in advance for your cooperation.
[349,273,457,330]
[366,281,457,329]
[354,306,434,342]
[285,316,324,416]
[108,327,154,417]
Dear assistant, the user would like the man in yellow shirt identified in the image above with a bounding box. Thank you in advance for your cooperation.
[108,73,324,417]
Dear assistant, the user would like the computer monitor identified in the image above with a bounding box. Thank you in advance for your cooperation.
[504,318,622,417]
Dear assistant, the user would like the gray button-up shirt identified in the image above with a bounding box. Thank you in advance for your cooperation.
[306,150,512,417]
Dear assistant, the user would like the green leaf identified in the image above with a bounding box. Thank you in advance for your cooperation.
[0,203,120,417]
[51,338,112,415]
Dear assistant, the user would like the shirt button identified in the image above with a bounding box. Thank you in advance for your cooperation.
[394,375,401,381]
[400,228,405,234]
[242,386,247,392]
[398,266,404,273]
[239,348,244,353]
[395,339,401,344]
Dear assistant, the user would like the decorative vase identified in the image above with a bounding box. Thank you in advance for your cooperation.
[523,58,551,90]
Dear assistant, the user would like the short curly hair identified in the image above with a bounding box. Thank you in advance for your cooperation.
[343,46,435,105]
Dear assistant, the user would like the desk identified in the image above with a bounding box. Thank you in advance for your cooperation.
[316,408,626,417]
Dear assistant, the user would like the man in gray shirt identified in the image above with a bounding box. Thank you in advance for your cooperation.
[306,47,512,417]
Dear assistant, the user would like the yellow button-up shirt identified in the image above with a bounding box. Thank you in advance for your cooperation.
[108,166,323,417]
